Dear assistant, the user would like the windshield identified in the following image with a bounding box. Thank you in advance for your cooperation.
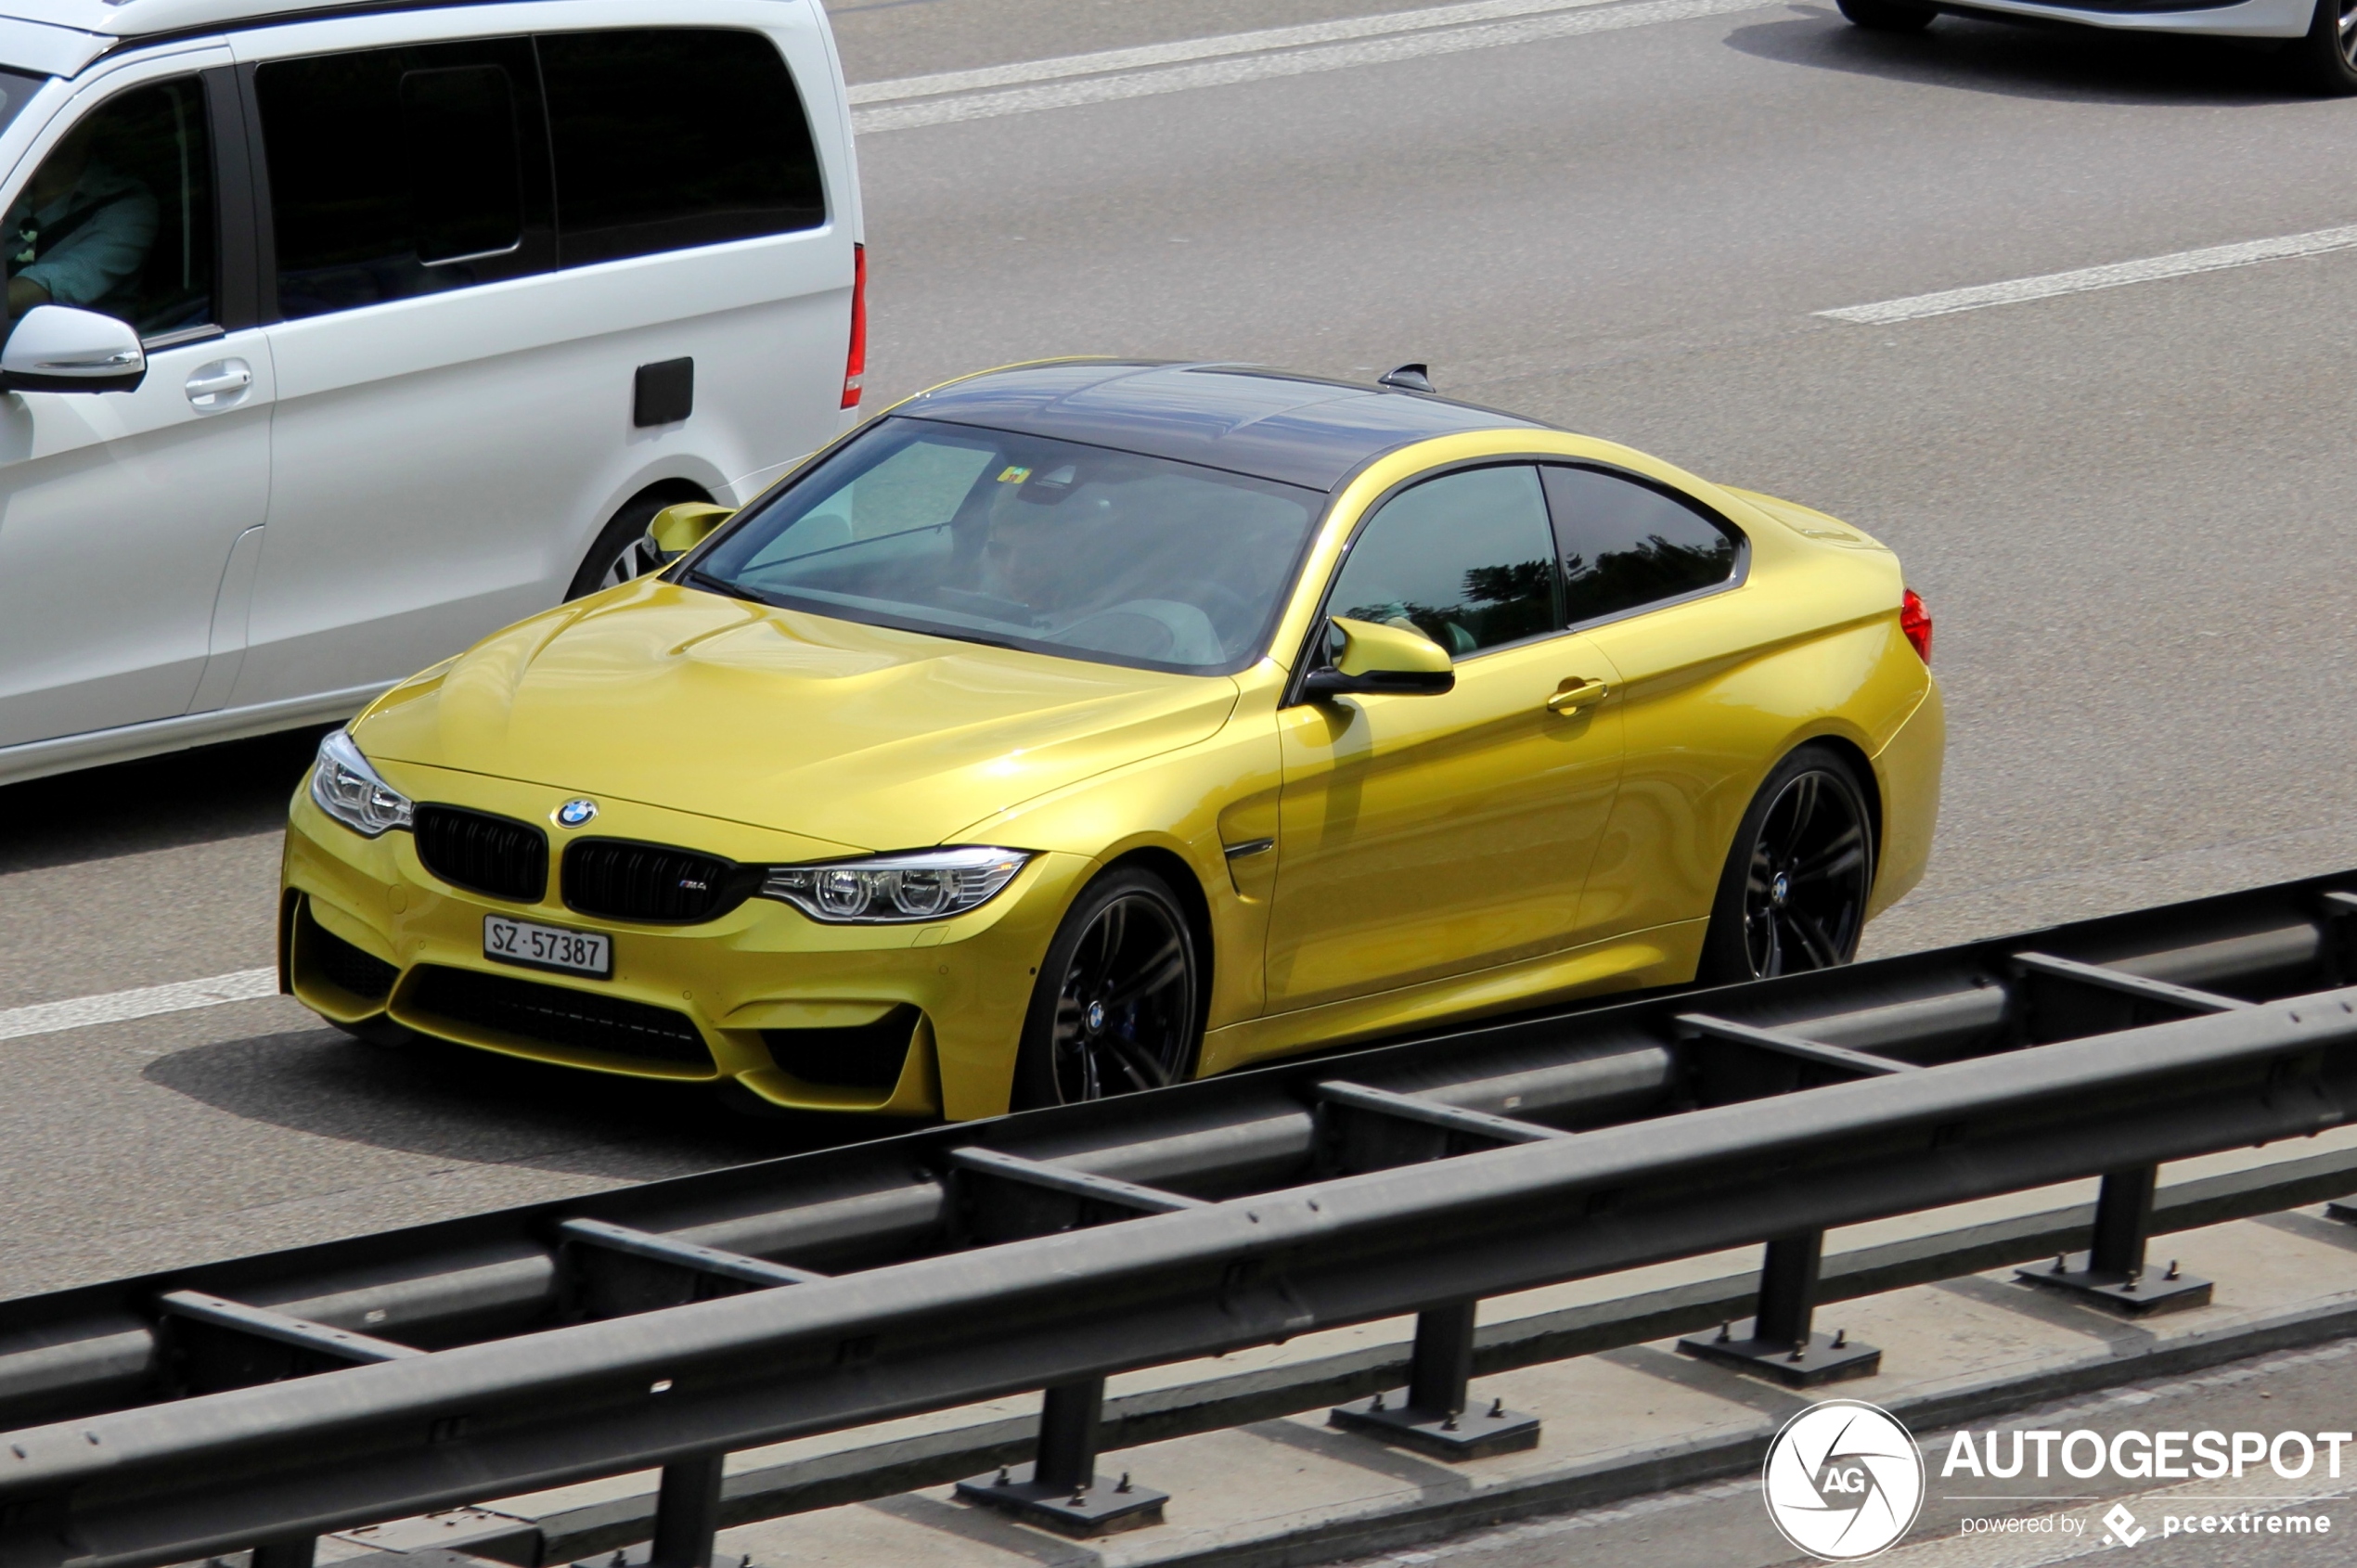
[693,417,1324,675]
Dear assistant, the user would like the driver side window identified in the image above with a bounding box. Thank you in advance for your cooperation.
[4,78,213,341]
[1326,465,1560,657]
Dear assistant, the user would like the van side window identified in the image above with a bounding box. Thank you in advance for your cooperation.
[257,39,552,320]
[1539,465,1741,626]
[537,29,825,267]
[4,78,213,341]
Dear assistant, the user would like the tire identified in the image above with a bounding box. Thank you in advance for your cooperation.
[1011,868,1204,1110]
[565,491,699,601]
[1836,0,1938,31]
[2290,0,2357,94]
[1697,745,1876,984]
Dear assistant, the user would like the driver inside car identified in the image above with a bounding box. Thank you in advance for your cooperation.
[4,118,157,322]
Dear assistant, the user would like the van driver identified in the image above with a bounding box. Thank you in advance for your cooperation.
[5,120,157,322]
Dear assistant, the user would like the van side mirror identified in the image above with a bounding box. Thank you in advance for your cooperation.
[0,306,146,393]
[1301,615,1455,700]
[649,502,736,556]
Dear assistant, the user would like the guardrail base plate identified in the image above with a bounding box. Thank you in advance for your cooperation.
[2013,1253,2212,1317]
[1675,1324,1882,1388]
[952,1470,1166,1536]
[1327,1395,1541,1460]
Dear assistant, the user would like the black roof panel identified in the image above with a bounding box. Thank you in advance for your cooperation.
[895,362,1544,491]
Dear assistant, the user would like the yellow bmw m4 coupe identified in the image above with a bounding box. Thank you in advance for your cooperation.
[281,361,1943,1120]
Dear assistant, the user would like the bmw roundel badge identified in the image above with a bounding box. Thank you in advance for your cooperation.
[555,798,599,828]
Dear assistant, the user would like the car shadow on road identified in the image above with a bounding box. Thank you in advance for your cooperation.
[0,726,332,877]
[1728,6,2310,106]
[142,1025,894,1179]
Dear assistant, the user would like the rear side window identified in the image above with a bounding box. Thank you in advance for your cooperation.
[1327,466,1559,657]
[1539,466,1740,626]
[538,30,825,268]
[257,38,551,319]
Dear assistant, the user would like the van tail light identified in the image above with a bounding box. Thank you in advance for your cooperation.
[841,243,867,409]
[1900,587,1932,664]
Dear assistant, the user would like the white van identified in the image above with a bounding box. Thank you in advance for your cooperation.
[0,0,863,785]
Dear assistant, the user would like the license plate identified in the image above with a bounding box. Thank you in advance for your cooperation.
[483,914,611,978]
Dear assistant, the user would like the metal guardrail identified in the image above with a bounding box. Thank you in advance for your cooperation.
[5,874,2357,1568]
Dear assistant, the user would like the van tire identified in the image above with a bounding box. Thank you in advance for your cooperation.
[567,490,702,600]
[1836,0,1938,30]
[2291,0,2357,93]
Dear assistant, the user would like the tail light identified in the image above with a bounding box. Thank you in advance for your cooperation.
[1900,587,1932,664]
[840,243,867,409]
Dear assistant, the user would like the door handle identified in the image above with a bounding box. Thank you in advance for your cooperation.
[185,359,253,410]
[1545,677,1609,714]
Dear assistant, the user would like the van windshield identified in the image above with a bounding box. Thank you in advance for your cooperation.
[691,417,1323,675]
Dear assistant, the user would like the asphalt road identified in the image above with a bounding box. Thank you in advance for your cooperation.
[4,0,2357,1304]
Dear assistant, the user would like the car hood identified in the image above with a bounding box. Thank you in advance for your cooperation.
[355,583,1242,851]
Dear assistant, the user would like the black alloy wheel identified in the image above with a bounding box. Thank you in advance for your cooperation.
[2294,0,2357,93]
[1015,869,1201,1108]
[1700,747,1874,983]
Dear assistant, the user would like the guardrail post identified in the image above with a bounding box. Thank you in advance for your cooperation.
[649,1454,725,1568]
[1677,1229,1881,1387]
[2016,1163,2211,1316]
[1329,1300,1540,1460]
[251,1537,315,1568]
[953,1377,1166,1536]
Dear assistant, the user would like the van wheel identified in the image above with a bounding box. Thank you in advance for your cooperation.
[1836,0,1938,30]
[1011,868,1202,1109]
[2292,0,2357,93]
[1698,745,1875,983]
[567,493,695,600]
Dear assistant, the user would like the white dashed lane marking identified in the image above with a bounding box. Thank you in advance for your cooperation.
[0,969,280,1043]
[850,0,1782,132]
[1820,224,2357,326]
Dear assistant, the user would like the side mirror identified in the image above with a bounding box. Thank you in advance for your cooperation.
[1301,615,1455,700]
[649,502,736,556]
[0,306,146,393]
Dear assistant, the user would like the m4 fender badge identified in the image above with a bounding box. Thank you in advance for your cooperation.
[555,798,599,829]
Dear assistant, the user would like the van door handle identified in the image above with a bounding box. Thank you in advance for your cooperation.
[185,359,253,410]
[1545,676,1609,714]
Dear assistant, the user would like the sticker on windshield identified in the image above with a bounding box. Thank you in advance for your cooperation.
[996,465,1031,484]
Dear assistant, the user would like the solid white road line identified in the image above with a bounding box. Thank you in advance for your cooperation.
[1820,224,2357,326]
[0,968,279,1044]
[851,0,1779,133]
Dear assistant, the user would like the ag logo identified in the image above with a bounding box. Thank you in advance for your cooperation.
[1762,1399,1925,1561]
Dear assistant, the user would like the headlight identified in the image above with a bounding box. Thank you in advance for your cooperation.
[762,847,1031,923]
[308,729,414,838]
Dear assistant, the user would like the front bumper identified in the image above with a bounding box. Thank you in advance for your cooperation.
[281,762,1086,1120]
